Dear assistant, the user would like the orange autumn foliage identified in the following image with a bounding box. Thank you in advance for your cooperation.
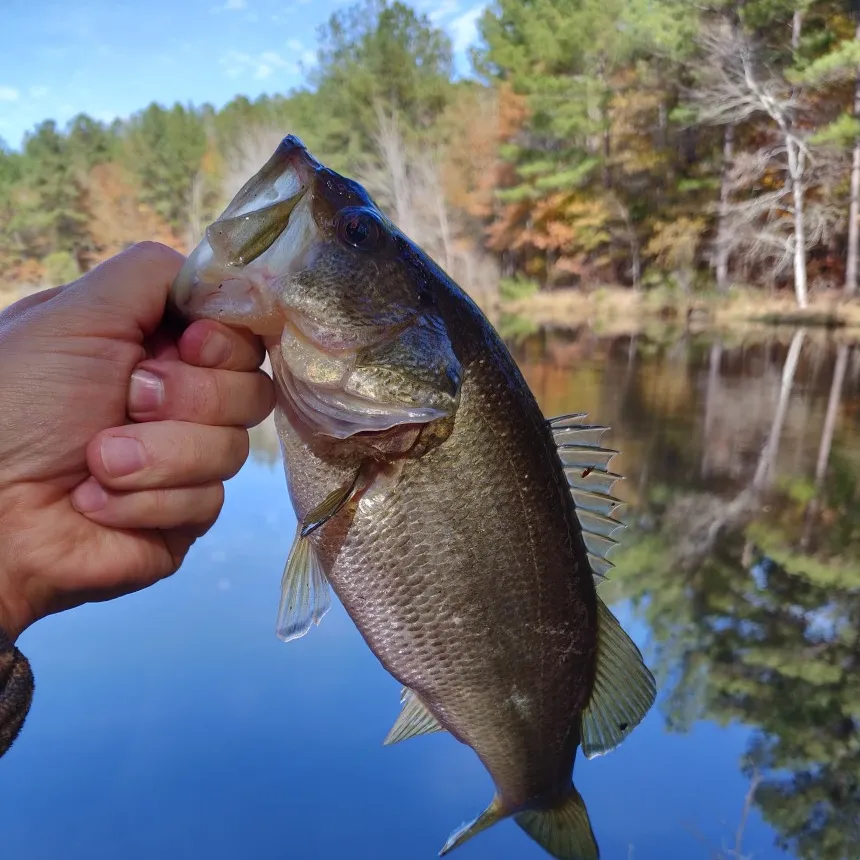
[84,162,183,266]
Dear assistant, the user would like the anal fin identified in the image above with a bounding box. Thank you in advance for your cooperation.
[514,786,599,860]
[384,686,445,745]
[580,596,656,759]
[439,795,506,856]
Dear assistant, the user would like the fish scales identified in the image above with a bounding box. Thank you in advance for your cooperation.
[281,290,597,808]
[169,134,656,860]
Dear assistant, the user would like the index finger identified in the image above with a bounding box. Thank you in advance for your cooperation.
[178,319,267,372]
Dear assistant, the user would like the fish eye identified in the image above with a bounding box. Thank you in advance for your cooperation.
[336,208,385,252]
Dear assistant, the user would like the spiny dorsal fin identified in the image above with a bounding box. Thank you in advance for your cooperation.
[580,596,657,759]
[547,413,626,585]
[384,686,445,746]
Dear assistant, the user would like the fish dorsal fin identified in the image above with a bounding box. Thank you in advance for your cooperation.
[547,413,626,584]
[580,596,656,759]
[383,686,445,746]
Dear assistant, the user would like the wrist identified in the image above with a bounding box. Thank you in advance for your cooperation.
[0,588,27,644]
[0,543,34,645]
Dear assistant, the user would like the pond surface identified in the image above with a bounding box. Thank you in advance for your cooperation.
[1,325,857,860]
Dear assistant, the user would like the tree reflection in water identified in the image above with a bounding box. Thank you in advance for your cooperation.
[513,327,860,860]
[246,327,860,859]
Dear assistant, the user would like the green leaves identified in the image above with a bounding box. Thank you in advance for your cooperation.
[305,0,455,169]
[123,103,208,231]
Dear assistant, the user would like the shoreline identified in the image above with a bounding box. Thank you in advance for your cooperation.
[496,285,860,339]
[6,282,860,345]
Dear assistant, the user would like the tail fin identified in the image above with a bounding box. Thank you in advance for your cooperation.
[514,787,599,860]
[438,787,598,860]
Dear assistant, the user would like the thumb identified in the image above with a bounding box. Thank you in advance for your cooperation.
[64,242,187,338]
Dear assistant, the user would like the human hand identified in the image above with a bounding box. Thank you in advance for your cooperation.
[0,242,275,642]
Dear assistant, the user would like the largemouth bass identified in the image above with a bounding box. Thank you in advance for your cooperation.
[169,136,656,860]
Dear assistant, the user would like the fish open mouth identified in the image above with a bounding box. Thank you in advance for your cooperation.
[168,133,454,444]
[168,135,317,327]
[270,348,447,441]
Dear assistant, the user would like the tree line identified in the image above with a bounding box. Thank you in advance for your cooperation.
[4,0,860,309]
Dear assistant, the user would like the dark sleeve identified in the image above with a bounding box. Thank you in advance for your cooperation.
[0,627,34,758]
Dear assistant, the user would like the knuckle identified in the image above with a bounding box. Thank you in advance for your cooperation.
[203,483,226,520]
[188,429,210,475]
[129,241,181,267]
[148,488,172,519]
[247,372,276,425]
[231,429,250,468]
[188,370,223,423]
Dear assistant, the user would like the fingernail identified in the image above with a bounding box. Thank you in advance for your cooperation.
[71,478,108,513]
[199,331,232,367]
[128,369,164,413]
[101,436,146,477]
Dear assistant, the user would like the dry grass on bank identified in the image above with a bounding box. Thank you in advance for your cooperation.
[503,284,860,337]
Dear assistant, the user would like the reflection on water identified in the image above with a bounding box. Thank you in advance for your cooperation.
[513,327,860,860]
[2,326,857,860]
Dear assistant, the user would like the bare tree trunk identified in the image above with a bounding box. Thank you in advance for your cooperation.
[801,343,849,548]
[846,20,860,297]
[371,103,416,237]
[815,343,849,486]
[701,342,723,478]
[419,154,454,273]
[753,328,806,491]
[793,177,809,308]
[715,124,735,291]
[789,140,809,308]
[792,10,803,52]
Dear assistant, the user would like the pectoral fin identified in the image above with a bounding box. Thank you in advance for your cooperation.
[580,596,656,758]
[384,686,444,745]
[276,528,331,642]
[276,472,362,643]
[299,471,362,537]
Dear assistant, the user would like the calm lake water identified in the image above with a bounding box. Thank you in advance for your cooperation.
[1,325,858,860]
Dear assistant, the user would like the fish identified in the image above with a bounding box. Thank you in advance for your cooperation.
[169,135,656,860]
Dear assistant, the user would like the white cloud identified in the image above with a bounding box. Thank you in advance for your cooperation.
[450,4,484,53]
[220,48,297,81]
[211,0,246,12]
[428,0,461,23]
[29,86,49,99]
[287,38,305,52]
[0,86,19,102]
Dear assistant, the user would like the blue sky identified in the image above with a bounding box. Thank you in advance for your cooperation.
[0,0,487,150]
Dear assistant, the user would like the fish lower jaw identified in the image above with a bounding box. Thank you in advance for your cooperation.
[270,353,442,446]
[176,270,284,336]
